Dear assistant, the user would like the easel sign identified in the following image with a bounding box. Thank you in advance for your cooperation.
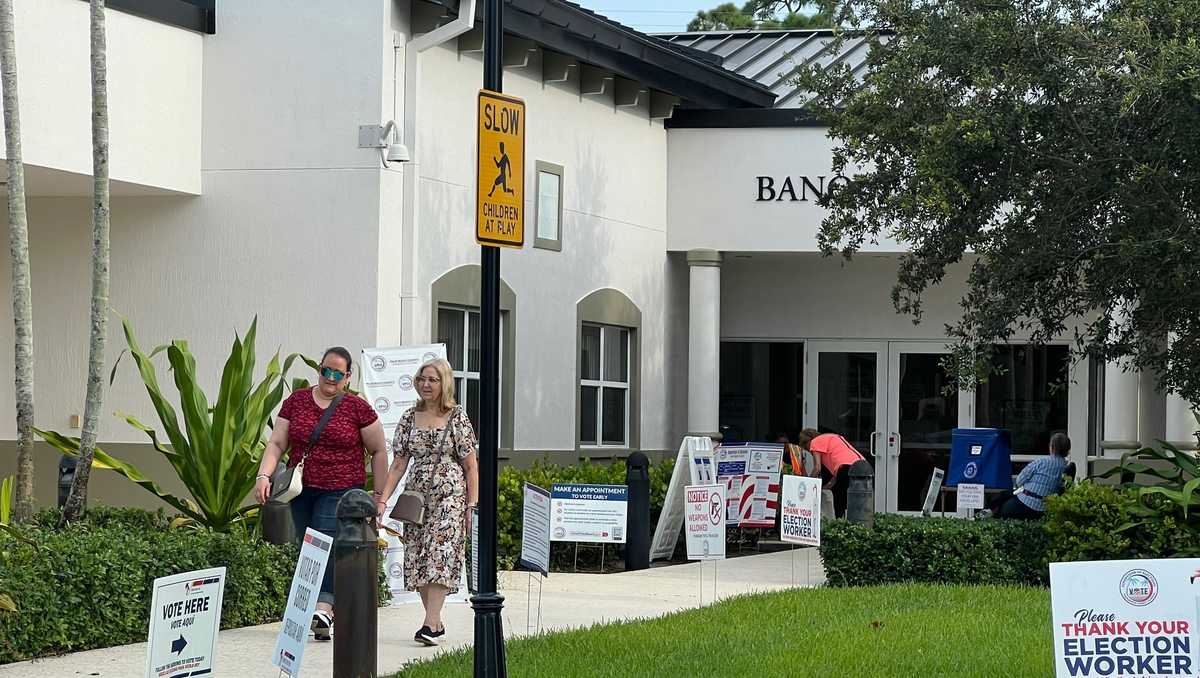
[650,436,716,561]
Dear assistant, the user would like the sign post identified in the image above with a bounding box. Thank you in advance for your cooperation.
[145,567,226,678]
[474,1,514,675]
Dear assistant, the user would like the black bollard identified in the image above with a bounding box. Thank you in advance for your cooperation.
[845,460,875,527]
[333,489,378,678]
[58,455,77,508]
[624,452,650,571]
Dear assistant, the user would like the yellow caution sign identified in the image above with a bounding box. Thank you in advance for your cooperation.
[476,90,526,248]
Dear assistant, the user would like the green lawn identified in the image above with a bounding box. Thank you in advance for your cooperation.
[393,584,1052,677]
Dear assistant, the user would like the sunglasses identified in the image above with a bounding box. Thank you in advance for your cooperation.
[320,366,348,382]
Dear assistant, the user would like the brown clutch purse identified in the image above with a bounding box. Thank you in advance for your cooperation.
[389,490,426,525]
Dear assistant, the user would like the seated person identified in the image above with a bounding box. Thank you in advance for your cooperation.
[990,432,1071,520]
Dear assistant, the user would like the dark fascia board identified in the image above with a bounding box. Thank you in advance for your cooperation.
[464,0,775,109]
[96,0,215,35]
[665,107,828,129]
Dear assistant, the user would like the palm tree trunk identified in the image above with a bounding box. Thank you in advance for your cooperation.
[0,0,36,523]
[61,0,110,523]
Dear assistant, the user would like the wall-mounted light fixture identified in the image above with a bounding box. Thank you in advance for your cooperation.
[358,121,409,166]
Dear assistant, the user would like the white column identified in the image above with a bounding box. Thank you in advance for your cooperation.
[687,249,722,437]
[1103,360,1140,457]
[1166,393,1198,449]
[1138,369,1167,445]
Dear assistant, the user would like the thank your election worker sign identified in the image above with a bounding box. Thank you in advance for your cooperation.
[146,567,226,678]
[550,483,628,543]
[272,529,332,677]
[1051,558,1200,677]
[780,475,821,547]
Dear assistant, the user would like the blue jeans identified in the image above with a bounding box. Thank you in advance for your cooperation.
[290,486,358,606]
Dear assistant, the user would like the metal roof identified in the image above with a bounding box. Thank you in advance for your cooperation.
[654,29,884,109]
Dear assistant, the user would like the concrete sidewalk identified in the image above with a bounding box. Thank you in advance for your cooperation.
[0,548,824,677]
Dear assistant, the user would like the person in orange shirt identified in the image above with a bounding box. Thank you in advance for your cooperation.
[797,428,867,518]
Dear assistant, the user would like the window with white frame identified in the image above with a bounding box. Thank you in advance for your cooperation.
[579,324,630,447]
[437,306,502,431]
[534,161,563,251]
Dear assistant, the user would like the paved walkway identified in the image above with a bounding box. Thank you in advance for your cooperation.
[0,548,824,677]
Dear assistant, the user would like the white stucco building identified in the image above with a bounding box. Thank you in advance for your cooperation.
[1,0,1195,511]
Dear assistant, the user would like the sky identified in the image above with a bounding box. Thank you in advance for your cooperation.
[581,1,729,34]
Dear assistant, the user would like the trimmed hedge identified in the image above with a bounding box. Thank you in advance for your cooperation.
[0,508,387,664]
[496,457,675,570]
[820,514,1050,587]
[1044,481,1200,562]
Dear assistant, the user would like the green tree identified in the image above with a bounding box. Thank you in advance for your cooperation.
[795,0,1200,404]
[688,1,833,31]
[61,0,111,523]
[0,0,37,522]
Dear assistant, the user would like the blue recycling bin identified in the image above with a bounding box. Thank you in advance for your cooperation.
[946,428,1013,489]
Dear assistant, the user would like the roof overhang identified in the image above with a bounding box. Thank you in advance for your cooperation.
[422,0,776,109]
[91,0,215,34]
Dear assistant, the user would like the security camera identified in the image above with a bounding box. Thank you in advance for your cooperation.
[386,143,410,163]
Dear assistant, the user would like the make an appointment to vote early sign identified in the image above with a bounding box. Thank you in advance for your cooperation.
[272,529,333,677]
[145,567,226,678]
[550,484,628,543]
[476,89,525,248]
[1051,558,1200,677]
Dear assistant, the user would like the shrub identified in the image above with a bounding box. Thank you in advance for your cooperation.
[0,508,388,663]
[820,514,1050,587]
[495,457,674,571]
[37,317,299,531]
[1044,481,1200,562]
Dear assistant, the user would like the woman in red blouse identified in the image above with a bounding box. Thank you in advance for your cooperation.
[254,347,388,641]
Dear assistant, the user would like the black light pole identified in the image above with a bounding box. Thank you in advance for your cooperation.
[473,0,507,675]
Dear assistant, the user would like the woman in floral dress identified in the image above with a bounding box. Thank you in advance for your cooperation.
[376,358,478,646]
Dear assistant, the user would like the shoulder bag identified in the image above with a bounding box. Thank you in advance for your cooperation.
[389,411,454,526]
[269,392,345,503]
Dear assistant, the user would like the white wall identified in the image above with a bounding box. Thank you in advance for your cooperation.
[668,127,902,253]
[412,44,673,453]
[0,0,392,444]
[2,0,202,195]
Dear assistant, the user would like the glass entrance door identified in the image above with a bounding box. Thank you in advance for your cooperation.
[804,342,888,513]
[885,343,973,513]
[805,341,974,515]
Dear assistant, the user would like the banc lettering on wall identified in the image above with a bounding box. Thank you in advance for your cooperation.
[755,175,850,203]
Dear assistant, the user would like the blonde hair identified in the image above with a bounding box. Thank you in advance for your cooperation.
[797,428,820,450]
[414,358,457,413]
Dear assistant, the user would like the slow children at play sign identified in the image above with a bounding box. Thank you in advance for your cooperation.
[1051,559,1200,677]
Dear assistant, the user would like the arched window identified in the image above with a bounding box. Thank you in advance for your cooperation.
[576,289,641,450]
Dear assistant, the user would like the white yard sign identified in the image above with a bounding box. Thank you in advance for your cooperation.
[780,475,821,547]
[272,529,332,677]
[145,567,226,678]
[684,484,726,561]
[520,483,552,575]
[957,482,985,519]
[1051,558,1200,678]
[550,484,628,544]
[651,436,716,561]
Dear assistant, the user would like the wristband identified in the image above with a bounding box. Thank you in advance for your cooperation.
[255,474,270,481]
